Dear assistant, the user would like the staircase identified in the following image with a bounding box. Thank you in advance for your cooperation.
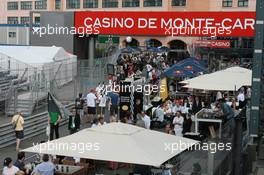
[5,91,48,117]
[5,99,34,117]
[0,103,74,148]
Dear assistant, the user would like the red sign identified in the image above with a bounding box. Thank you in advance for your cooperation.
[195,40,231,48]
[74,11,255,37]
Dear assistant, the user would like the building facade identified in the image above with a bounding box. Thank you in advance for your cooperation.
[0,0,256,49]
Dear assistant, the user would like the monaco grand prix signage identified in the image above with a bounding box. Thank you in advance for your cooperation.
[74,11,256,37]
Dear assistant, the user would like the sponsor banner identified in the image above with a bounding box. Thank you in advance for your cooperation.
[195,40,231,48]
[74,11,255,37]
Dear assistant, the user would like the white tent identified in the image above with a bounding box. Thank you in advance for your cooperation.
[0,46,77,87]
[0,45,75,66]
[180,66,252,91]
[23,123,198,167]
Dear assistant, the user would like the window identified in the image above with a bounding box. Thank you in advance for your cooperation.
[21,17,30,24]
[238,0,248,7]
[144,0,162,7]
[122,0,139,7]
[55,0,61,9]
[7,17,19,24]
[222,0,232,7]
[83,0,98,8]
[21,1,32,10]
[102,0,118,7]
[35,0,47,9]
[7,2,18,10]
[66,0,80,9]
[35,16,40,24]
[9,32,16,38]
[172,0,186,6]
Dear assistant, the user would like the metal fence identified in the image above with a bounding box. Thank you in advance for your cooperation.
[174,106,250,175]
[0,49,120,115]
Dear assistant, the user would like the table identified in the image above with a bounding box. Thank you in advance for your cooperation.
[55,165,85,175]
[195,117,223,138]
[194,109,223,138]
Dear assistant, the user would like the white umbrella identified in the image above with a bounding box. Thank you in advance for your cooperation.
[23,123,198,167]
[180,66,252,91]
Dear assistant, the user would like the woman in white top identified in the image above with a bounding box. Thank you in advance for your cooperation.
[173,111,184,137]
[2,157,19,175]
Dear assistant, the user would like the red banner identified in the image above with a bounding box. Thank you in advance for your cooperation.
[74,11,255,37]
[195,40,231,48]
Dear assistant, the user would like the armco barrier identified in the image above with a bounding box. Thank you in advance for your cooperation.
[0,103,74,148]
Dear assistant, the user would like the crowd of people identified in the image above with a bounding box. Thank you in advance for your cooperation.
[116,52,170,84]
[3,47,252,175]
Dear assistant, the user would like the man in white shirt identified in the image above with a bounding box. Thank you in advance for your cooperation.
[99,92,107,117]
[141,111,151,129]
[171,102,182,115]
[155,106,164,122]
[86,89,97,123]
[237,91,245,102]
[216,91,222,101]
[237,89,245,108]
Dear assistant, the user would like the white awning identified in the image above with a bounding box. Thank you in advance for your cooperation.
[23,123,198,167]
[180,66,252,91]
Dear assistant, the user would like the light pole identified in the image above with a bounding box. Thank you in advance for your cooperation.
[250,0,264,137]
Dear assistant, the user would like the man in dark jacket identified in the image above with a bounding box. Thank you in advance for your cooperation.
[68,110,81,134]
[192,96,202,114]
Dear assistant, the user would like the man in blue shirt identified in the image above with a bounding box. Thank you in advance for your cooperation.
[32,154,55,175]
[108,91,119,118]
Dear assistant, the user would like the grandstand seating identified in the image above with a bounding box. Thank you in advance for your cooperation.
[0,68,28,114]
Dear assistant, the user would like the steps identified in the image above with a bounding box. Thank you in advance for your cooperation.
[5,91,48,117]
[6,99,34,117]
[0,103,74,149]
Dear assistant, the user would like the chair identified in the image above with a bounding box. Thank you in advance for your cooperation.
[79,158,96,172]
[76,162,89,175]
[87,160,96,172]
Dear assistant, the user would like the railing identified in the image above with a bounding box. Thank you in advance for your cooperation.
[0,103,74,149]
[176,105,249,175]
[4,80,15,115]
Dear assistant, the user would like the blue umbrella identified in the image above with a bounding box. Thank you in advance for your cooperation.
[177,57,207,73]
[121,46,139,53]
[158,46,170,52]
[177,57,206,66]
[163,64,194,78]
[147,47,160,52]
[180,61,206,73]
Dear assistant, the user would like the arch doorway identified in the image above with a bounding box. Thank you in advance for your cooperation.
[146,39,162,47]
[168,40,187,50]
[123,38,139,47]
